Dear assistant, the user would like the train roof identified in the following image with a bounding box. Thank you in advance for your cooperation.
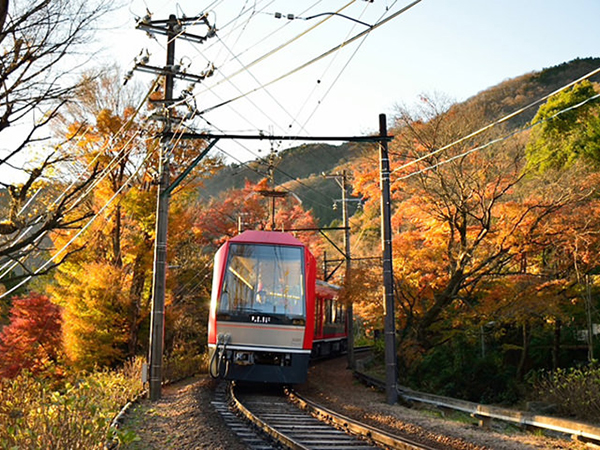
[230,230,304,247]
[316,279,341,298]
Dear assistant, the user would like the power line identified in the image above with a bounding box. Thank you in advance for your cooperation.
[192,0,423,116]
[391,65,600,175]
[396,92,600,182]
[0,146,159,300]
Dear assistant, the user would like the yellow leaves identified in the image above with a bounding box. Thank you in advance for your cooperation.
[95,109,123,135]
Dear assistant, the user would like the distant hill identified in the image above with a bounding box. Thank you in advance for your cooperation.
[199,57,600,225]
[199,142,370,225]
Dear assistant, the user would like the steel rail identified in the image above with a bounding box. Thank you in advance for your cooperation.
[353,370,600,446]
[229,383,309,450]
[288,390,435,450]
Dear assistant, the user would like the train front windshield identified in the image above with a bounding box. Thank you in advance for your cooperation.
[218,243,305,322]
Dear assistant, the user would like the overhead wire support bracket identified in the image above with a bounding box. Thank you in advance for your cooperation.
[136,13,216,44]
[165,138,220,196]
[162,132,393,143]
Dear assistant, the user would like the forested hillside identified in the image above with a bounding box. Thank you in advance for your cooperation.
[2,54,600,448]
[202,57,600,225]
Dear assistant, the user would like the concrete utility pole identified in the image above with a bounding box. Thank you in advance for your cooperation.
[379,113,397,405]
[133,12,217,401]
[324,171,354,369]
[340,171,354,370]
[148,14,176,402]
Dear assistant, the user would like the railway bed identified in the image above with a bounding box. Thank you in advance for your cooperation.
[115,356,586,449]
[222,381,441,450]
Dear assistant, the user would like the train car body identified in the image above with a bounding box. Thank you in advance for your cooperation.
[312,280,347,358]
[208,230,317,384]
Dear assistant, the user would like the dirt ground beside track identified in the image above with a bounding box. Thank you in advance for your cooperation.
[118,356,590,449]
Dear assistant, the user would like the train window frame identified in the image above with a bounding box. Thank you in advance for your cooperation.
[218,242,306,323]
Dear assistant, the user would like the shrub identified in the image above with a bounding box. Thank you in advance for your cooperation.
[532,362,600,421]
[162,346,207,382]
[0,358,144,449]
[406,336,518,404]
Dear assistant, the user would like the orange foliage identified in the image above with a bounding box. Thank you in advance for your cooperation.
[192,179,321,255]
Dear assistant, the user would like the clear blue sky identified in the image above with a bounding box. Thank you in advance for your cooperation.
[4,0,600,182]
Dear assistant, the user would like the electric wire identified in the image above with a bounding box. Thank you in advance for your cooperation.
[0,79,160,282]
[395,92,600,182]
[173,2,329,155]
[0,145,160,300]
[391,65,600,175]
[176,0,358,111]
[296,1,374,133]
[192,0,423,116]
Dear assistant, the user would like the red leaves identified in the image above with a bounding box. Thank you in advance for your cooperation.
[0,293,62,378]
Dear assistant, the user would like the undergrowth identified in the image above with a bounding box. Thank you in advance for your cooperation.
[532,362,600,422]
[0,358,144,449]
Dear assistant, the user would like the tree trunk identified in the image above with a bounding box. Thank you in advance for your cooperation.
[517,321,530,381]
[127,239,151,356]
[552,318,561,370]
[112,205,122,267]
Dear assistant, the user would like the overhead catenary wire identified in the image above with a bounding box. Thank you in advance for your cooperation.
[391,65,600,175]
[395,92,600,182]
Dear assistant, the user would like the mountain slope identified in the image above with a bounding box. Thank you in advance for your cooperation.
[199,57,600,226]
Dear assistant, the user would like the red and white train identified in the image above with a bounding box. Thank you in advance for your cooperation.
[208,230,347,384]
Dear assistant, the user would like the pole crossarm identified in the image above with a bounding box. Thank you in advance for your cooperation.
[137,14,216,44]
[164,132,393,143]
[134,64,214,84]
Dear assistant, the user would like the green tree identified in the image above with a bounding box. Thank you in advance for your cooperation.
[526,80,600,172]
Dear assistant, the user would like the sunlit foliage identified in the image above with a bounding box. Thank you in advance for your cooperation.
[0,292,62,378]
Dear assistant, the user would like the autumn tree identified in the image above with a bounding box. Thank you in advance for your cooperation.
[525,81,600,363]
[0,292,62,378]
[351,94,594,371]
[0,0,113,284]
[47,66,222,370]
[193,178,321,254]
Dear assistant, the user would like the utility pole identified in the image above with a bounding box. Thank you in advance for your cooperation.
[148,14,176,402]
[379,113,397,405]
[133,12,216,401]
[324,171,354,369]
[257,148,287,230]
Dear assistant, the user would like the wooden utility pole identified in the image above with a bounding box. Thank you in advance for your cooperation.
[379,113,397,405]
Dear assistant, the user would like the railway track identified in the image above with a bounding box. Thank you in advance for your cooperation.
[213,380,439,450]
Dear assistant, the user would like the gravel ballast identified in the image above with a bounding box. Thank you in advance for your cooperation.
[118,357,589,449]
